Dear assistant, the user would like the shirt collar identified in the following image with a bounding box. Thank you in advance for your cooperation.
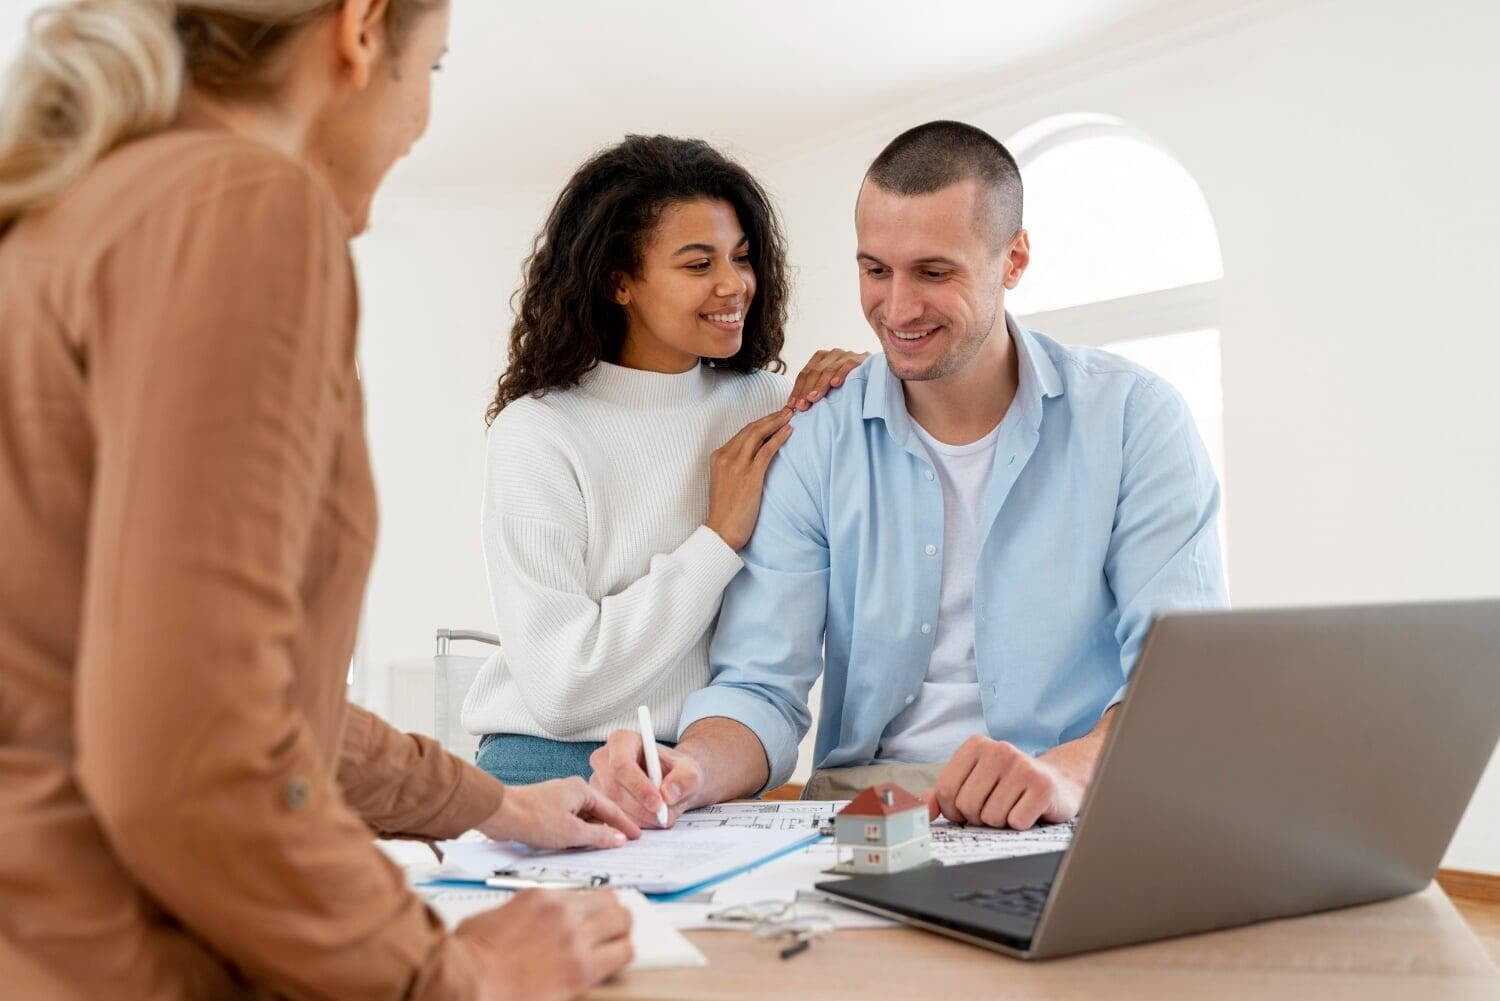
[862,313,1063,448]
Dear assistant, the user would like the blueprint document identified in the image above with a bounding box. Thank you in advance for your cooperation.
[677,800,1075,863]
[689,803,1074,929]
[673,799,844,832]
[928,817,1076,863]
[431,801,1072,900]
[434,824,816,895]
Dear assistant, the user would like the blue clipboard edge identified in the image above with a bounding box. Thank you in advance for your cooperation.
[415,832,827,901]
[645,831,824,902]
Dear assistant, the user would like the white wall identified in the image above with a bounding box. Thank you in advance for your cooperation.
[351,187,552,717]
[757,0,1500,870]
[354,0,1498,870]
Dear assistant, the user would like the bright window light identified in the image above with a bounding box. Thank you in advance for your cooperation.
[1009,134,1223,315]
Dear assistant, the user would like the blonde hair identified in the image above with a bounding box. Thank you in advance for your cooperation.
[0,0,442,229]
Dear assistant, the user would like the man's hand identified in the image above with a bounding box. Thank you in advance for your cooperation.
[456,889,632,1001]
[925,736,1084,830]
[588,730,705,828]
[478,777,640,850]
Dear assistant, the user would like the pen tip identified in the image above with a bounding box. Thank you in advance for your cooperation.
[656,806,669,826]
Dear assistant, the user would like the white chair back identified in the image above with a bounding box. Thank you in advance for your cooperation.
[433,628,499,764]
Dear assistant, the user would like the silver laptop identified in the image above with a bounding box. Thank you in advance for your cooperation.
[817,600,1500,958]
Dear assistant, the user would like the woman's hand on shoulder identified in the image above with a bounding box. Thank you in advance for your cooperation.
[705,407,795,550]
[786,348,870,412]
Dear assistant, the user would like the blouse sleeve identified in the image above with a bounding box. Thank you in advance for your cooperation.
[73,156,480,1001]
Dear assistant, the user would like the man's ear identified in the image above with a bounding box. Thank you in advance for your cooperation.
[334,0,391,90]
[1002,229,1031,290]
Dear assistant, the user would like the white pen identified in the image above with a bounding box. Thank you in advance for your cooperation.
[636,704,670,827]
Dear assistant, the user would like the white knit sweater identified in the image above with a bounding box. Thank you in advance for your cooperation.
[462,361,791,743]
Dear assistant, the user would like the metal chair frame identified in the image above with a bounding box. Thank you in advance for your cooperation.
[432,628,500,761]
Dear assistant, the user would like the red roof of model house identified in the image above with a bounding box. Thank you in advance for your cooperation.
[838,782,924,818]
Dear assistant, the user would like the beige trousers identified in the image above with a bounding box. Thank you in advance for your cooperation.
[801,762,945,801]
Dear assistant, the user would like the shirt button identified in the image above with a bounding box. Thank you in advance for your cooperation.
[920,623,932,635]
[924,544,937,556]
[924,470,935,481]
[283,777,311,810]
[905,695,916,705]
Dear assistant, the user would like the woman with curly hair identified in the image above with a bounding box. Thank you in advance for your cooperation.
[465,134,864,788]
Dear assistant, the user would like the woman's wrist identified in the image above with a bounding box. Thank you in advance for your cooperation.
[704,518,745,551]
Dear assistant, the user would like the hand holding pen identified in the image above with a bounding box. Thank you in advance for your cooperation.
[585,707,706,829]
[638,705,669,826]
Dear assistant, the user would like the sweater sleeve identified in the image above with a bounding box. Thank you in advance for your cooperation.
[473,412,745,737]
[73,160,479,1001]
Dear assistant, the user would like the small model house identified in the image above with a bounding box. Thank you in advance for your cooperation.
[832,783,935,875]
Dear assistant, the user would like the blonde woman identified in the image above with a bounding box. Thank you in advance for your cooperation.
[0,3,637,998]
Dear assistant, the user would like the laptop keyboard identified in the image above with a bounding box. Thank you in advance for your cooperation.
[951,881,1052,920]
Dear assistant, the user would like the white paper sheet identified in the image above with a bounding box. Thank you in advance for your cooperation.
[419,887,706,970]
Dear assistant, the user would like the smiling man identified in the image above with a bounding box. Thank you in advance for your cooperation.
[589,121,1228,829]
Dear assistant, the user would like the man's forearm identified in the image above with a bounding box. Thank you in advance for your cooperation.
[1038,706,1118,791]
[676,716,772,807]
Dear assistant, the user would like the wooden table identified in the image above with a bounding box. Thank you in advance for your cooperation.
[589,884,1500,1000]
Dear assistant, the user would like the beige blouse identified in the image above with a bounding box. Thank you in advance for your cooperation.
[0,127,505,999]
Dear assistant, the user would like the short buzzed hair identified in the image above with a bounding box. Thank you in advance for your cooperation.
[864,120,1024,248]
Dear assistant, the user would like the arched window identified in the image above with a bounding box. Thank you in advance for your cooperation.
[1007,114,1227,559]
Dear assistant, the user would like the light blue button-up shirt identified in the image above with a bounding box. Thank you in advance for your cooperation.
[678,319,1228,790]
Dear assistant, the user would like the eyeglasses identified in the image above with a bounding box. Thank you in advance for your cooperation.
[706,899,835,960]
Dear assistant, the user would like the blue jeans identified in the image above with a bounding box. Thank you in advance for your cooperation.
[474,732,680,786]
[475,733,602,785]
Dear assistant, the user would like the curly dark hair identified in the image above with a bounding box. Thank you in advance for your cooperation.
[485,135,789,423]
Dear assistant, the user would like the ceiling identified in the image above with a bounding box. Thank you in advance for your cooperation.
[395,0,1208,190]
[1,1,1230,190]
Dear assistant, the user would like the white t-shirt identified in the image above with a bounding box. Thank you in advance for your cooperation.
[875,418,999,763]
